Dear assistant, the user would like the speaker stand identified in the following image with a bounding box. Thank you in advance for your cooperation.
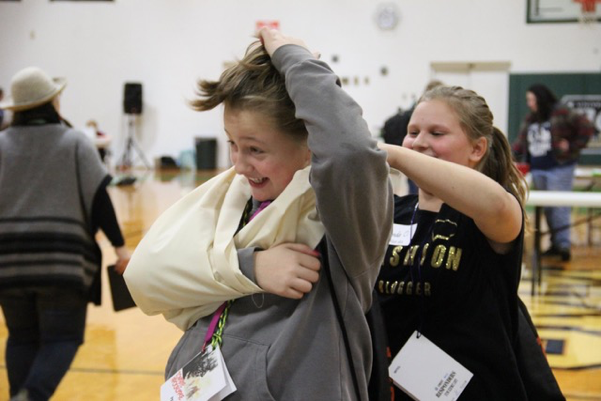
[119,114,151,170]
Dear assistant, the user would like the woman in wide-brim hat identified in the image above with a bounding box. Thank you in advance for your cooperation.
[0,66,130,401]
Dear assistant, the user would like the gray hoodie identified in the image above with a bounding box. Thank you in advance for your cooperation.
[165,44,393,401]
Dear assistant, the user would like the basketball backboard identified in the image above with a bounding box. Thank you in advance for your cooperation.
[527,0,601,23]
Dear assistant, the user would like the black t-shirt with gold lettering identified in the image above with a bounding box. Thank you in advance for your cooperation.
[377,195,527,400]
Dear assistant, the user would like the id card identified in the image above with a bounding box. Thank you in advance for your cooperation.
[161,345,236,401]
[389,331,472,401]
[390,223,417,246]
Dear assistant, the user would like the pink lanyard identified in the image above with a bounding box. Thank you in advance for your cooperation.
[201,200,271,353]
[202,301,228,353]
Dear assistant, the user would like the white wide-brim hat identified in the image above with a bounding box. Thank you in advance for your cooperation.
[0,66,66,111]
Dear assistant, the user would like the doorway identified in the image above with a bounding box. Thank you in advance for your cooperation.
[430,61,511,135]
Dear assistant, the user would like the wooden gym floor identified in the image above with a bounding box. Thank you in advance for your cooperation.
[0,168,600,400]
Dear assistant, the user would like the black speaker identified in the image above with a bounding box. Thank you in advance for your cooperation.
[195,137,217,170]
[123,83,143,114]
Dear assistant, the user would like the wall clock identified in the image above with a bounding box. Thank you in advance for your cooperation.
[376,3,400,30]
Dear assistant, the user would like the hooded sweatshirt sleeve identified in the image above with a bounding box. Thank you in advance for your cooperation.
[271,45,394,311]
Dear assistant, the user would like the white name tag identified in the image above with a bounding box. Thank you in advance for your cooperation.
[390,223,417,246]
[161,345,236,401]
[389,331,472,401]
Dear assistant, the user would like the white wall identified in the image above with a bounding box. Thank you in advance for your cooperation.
[1,0,600,168]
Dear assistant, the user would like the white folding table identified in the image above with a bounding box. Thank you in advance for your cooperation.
[526,190,601,295]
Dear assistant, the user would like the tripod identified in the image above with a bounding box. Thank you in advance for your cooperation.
[119,114,151,169]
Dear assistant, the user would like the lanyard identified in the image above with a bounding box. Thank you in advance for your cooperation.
[408,202,420,284]
[200,198,271,353]
[202,300,233,353]
[250,200,271,221]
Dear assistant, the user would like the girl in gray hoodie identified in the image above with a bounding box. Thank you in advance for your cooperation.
[125,29,392,401]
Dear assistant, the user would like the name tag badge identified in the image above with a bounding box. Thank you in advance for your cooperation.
[390,223,417,246]
[161,345,236,401]
[389,331,472,401]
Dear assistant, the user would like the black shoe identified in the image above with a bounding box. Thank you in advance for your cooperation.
[559,248,571,262]
[542,245,571,261]
[542,246,560,257]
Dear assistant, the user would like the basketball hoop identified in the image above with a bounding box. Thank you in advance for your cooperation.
[574,0,601,24]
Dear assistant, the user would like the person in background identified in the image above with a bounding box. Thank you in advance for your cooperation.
[0,87,11,130]
[0,87,5,128]
[0,66,129,401]
[512,83,594,261]
[124,29,392,401]
[381,79,443,194]
[377,86,541,399]
[85,119,111,163]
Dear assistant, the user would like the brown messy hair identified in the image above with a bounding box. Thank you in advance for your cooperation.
[420,86,529,218]
[189,41,307,142]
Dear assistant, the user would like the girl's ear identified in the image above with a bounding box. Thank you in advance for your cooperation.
[469,136,488,165]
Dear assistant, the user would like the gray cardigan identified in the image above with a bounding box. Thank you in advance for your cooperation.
[165,45,393,401]
[0,124,107,291]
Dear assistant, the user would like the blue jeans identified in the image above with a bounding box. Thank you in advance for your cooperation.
[530,163,575,249]
[0,287,88,401]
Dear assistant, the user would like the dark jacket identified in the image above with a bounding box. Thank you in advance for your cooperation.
[512,105,594,165]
